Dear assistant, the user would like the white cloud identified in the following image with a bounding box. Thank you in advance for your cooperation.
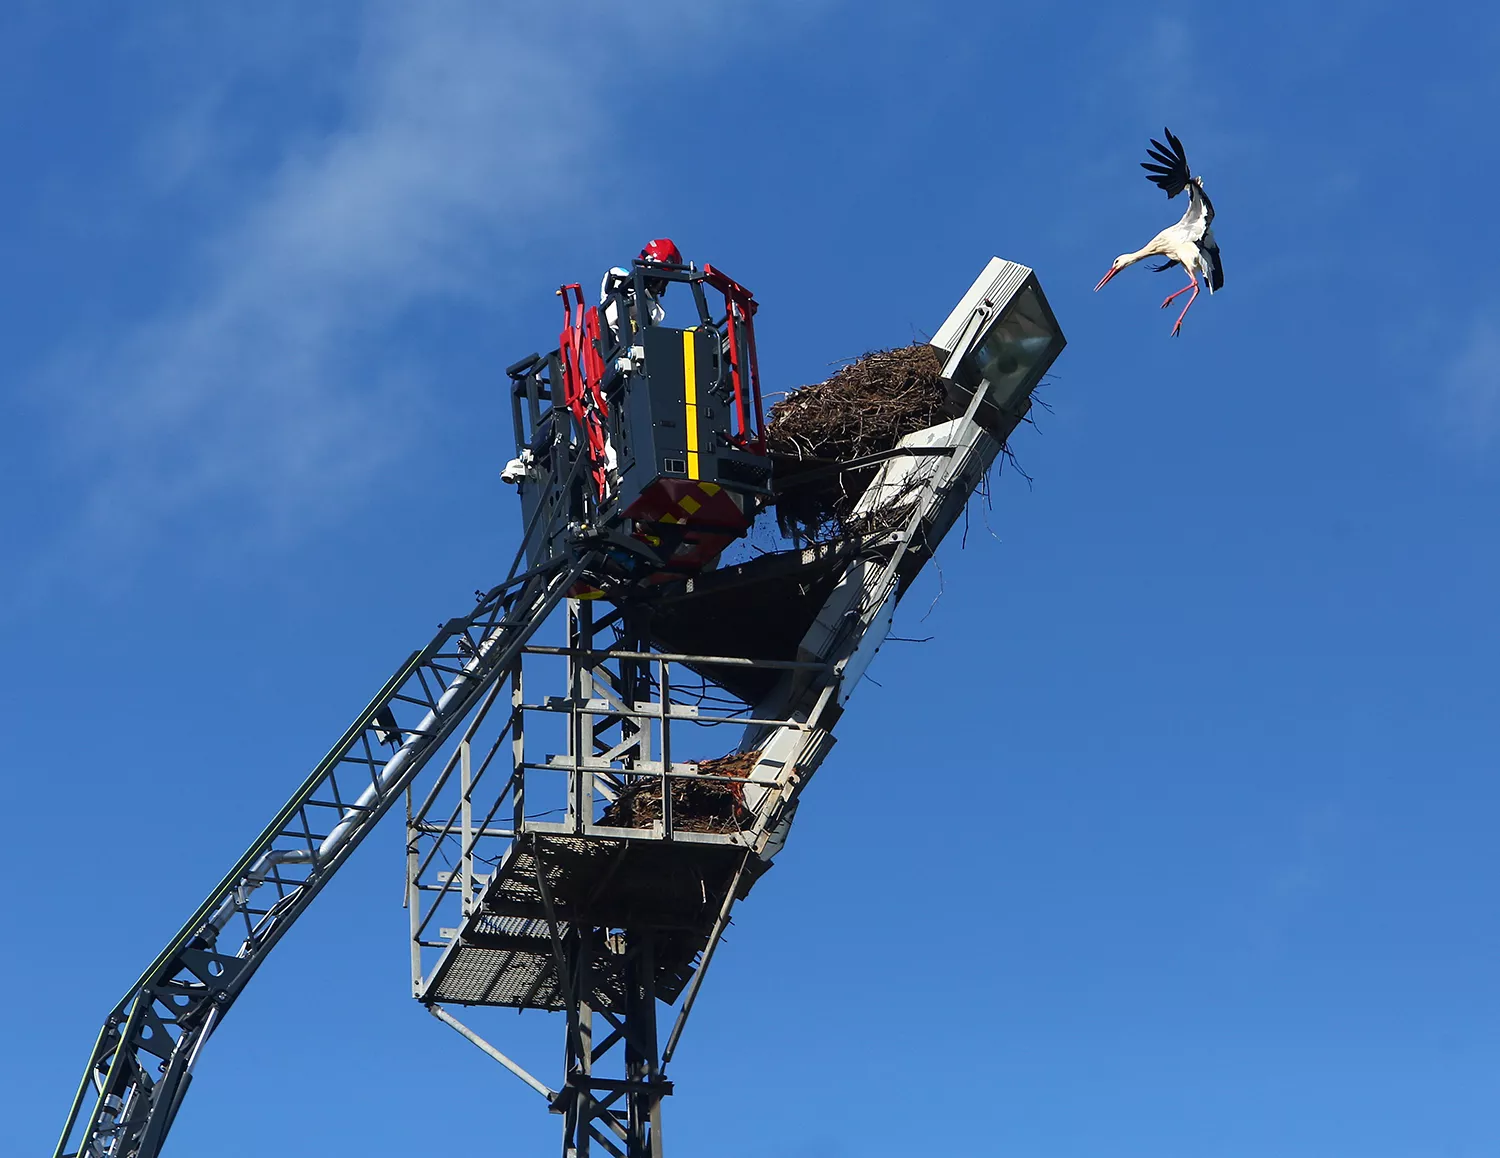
[1134,14,1198,116]
[1068,12,1215,209]
[1440,311,1500,454]
[26,0,822,585]
[1080,11,1206,134]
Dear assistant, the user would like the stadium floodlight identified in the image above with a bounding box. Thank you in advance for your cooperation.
[931,257,1066,425]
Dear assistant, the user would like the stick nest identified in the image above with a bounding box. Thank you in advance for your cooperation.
[597,750,760,834]
[767,344,949,537]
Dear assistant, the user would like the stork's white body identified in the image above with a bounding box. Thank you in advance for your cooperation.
[1122,183,1218,290]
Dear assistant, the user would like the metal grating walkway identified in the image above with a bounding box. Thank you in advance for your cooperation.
[421,833,748,1011]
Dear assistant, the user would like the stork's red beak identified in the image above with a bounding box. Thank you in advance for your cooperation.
[1094,266,1119,292]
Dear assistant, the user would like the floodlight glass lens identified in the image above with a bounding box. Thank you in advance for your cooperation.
[960,285,1058,408]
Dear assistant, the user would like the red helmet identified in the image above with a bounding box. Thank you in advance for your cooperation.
[638,238,682,297]
[639,238,682,267]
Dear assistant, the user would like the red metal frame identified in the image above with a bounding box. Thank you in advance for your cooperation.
[557,284,611,500]
[701,265,765,454]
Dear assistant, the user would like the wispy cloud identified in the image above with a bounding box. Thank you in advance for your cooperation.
[1242,799,1351,961]
[1439,310,1500,455]
[1131,14,1200,118]
[1066,11,1216,210]
[23,0,821,589]
[1082,10,1209,135]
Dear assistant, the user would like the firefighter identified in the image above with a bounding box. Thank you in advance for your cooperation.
[505,240,685,493]
[600,237,682,339]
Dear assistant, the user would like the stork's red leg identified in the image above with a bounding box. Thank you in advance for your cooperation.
[1170,283,1200,337]
[1160,274,1198,310]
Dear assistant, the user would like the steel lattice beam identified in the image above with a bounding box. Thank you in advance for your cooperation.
[54,556,592,1158]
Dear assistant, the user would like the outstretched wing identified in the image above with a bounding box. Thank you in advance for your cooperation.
[1141,127,1191,197]
[1144,127,1216,238]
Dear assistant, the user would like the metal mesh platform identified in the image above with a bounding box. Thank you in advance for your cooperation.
[421,833,748,1010]
[426,913,571,1009]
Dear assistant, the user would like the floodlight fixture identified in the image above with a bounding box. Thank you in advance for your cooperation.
[930,257,1066,427]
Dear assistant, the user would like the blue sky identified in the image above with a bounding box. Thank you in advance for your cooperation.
[5,2,1499,1155]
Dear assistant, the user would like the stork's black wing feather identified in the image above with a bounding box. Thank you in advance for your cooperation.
[1162,126,1188,164]
[1202,235,1224,291]
[1146,146,1179,166]
[1140,126,1192,197]
[1146,143,1180,168]
[1151,260,1180,272]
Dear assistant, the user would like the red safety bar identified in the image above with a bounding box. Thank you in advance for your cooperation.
[701,265,765,454]
[557,284,611,500]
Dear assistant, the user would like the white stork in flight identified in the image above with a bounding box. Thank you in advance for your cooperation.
[1095,128,1222,336]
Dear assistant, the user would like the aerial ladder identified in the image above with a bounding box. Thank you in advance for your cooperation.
[55,250,1065,1158]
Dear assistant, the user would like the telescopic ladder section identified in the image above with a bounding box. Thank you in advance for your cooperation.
[53,555,593,1158]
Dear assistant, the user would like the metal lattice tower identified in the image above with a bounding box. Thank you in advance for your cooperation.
[53,257,1064,1158]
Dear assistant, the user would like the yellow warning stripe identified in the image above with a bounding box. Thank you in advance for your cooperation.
[683,328,700,480]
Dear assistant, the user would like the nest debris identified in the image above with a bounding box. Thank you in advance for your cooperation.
[767,344,949,537]
[597,750,760,834]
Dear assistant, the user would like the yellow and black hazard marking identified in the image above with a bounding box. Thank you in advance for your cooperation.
[682,328,700,480]
[655,480,723,525]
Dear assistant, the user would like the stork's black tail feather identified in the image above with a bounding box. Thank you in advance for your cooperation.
[1140,127,1191,197]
